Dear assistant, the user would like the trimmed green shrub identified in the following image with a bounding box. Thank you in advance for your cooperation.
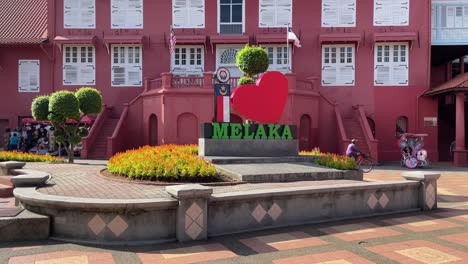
[238,76,255,85]
[236,45,269,77]
[48,91,80,121]
[31,96,50,121]
[75,87,102,115]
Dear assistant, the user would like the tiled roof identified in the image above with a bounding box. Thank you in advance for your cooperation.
[0,0,48,45]
[426,72,468,96]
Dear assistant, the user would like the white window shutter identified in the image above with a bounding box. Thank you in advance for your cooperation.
[80,64,95,85]
[398,0,410,25]
[276,0,292,26]
[375,0,409,26]
[64,0,79,28]
[393,65,408,85]
[322,0,339,26]
[19,60,40,92]
[190,0,205,28]
[374,65,390,85]
[322,66,337,85]
[338,65,355,85]
[259,0,276,27]
[340,0,356,26]
[173,0,189,28]
[128,66,143,86]
[81,0,96,27]
[127,0,143,28]
[112,66,126,86]
[63,65,79,85]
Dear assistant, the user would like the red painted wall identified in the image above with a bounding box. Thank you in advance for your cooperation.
[0,0,437,161]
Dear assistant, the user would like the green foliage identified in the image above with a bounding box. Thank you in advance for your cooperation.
[0,151,65,163]
[48,113,66,126]
[75,87,102,115]
[236,45,269,77]
[48,91,80,123]
[315,154,357,170]
[238,76,255,85]
[78,127,89,137]
[31,96,50,121]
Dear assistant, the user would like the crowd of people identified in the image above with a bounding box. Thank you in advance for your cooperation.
[1,123,88,156]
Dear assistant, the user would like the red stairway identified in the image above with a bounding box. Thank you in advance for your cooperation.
[87,118,120,159]
[342,117,371,156]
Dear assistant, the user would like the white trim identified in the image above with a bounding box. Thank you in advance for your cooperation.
[63,0,96,29]
[111,0,144,29]
[171,45,205,76]
[321,44,355,86]
[223,97,230,122]
[374,42,409,86]
[111,44,143,87]
[217,0,245,34]
[18,60,40,93]
[321,0,356,28]
[62,45,96,86]
[258,0,293,28]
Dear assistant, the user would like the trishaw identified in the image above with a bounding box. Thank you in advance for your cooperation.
[398,133,430,169]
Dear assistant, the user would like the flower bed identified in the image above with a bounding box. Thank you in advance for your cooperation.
[107,145,218,181]
[0,151,65,163]
[301,148,356,170]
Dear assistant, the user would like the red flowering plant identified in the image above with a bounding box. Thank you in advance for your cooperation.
[107,145,218,181]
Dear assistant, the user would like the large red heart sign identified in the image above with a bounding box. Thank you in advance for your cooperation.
[231,71,288,123]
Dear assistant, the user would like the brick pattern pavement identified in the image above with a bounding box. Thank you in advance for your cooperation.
[0,165,466,263]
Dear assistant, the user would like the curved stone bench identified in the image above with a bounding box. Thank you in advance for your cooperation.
[10,169,50,187]
[0,161,26,176]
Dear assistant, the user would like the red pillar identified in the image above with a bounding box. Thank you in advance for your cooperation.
[454,92,467,166]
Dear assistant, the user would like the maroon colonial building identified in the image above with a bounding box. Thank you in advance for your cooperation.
[1,0,458,165]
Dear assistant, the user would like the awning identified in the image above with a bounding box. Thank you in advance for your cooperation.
[175,35,207,44]
[256,34,292,44]
[103,35,146,53]
[373,32,418,49]
[54,36,98,52]
[425,72,468,96]
[209,35,250,52]
[319,33,362,49]
[22,115,96,125]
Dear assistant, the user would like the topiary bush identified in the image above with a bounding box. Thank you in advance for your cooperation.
[236,45,269,77]
[238,76,255,85]
[75,87,102,115]
[30,87,102,163]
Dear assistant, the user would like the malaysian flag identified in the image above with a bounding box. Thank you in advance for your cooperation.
[170,27,177,54]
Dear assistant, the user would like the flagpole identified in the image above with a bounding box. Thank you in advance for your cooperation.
[287,24,290,72]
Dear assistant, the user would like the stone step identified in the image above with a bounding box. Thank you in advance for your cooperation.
[205,156,318,165]
[215,162,362,183]
[0,184,13,197]
[0,176,14,187]
[0,209,49,242]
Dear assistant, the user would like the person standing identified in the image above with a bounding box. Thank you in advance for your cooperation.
[8,132,19,151]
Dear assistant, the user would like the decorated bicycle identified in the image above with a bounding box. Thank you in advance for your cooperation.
[398,133,430,169]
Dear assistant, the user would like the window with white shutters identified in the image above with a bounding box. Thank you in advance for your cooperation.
[259,0,292,28]
[374,43,409,86]
[216,46,243,77]
[64,0,96,28]
[111,45,143,87]
[321,45,355,86]
[18,60,40,93]
[321,0,356,27]
[111,0,143,29]
[172,46,204,76]
[173,0,205,28]
[374,0,410,26]
[63,46,95,86]
[442,5,468,28]
[263,45,290,73]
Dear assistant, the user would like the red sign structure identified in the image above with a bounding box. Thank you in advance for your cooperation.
[230,71,288,124]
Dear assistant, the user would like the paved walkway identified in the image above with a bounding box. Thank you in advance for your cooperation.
[0,163,466,263]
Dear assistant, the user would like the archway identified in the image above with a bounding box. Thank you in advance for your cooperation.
[149,114,158,146]
[177,113,199,144]
[299,114,312,151]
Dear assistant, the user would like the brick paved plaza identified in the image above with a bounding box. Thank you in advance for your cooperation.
[1,162,467,264]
